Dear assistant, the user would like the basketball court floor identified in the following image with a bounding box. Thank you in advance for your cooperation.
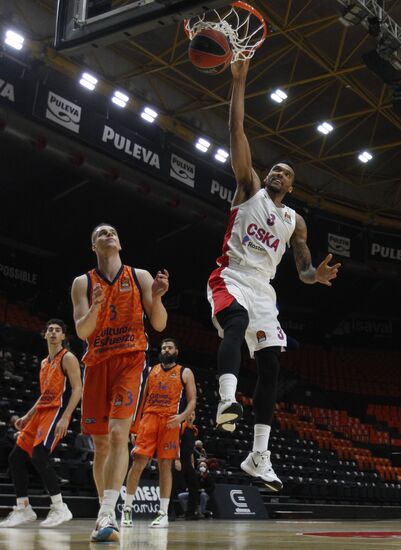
[1,519,401,549]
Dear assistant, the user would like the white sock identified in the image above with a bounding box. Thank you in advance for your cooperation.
[219,374,237,401]
[50,493,63,509]
[252,424,271,453]
[160,498,169,514]
[124,494,135,508]
[16,497,29,508]
[99,489,119,517]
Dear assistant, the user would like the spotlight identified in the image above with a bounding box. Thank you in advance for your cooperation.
[317,122,334,135]
[4,30,24,50]
[215,148,229,163]
[270,89,288,104]
[112,90,129,108]
[195,138,211,153]
[358,151,373,163]
[79,72,98,91]
[141,107,158,123]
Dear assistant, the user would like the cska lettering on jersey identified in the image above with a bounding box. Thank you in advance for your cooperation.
[245,223,280,252]
[102,125,160,169]
[0,79,15,102]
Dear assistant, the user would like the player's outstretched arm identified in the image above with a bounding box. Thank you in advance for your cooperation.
[71,275,103,340]
[55,352,82,439]
[137,269,168,332]
[230,60,261,206]
[291,214,341,286]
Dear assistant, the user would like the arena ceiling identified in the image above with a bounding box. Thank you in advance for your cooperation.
[2,0,401,223]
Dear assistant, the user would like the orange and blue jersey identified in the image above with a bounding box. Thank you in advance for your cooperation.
[83,265,148,366]
[143,363,186,417]
[38,348,71,410]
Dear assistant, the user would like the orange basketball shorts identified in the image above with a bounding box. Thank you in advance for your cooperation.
[134,412,180,460]
[81,351,147,436]
[17,407,63,457]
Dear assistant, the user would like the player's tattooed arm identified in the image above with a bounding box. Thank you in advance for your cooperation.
[291,214,341,286]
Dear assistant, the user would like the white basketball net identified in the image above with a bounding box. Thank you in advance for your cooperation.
[184,3,266,63]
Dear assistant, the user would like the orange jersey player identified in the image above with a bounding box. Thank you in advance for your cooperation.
[71,223,168,544]
[0,319,81,529]
[122,338,196,529]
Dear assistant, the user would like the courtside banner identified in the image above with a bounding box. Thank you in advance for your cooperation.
[116,480,160,518]
[212,484,268,519]
[0,58,36,113]
[369,231,401,263]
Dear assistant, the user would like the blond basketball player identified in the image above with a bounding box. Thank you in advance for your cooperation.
[71,223,168,543]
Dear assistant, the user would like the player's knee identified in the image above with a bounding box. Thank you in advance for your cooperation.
[31,445,50,469]
[218,306,249,337]
[255,347,281,378]
[92,435,109,457]
[108,424,128,447]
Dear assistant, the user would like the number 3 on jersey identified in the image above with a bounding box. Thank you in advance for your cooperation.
[110,304,117,321]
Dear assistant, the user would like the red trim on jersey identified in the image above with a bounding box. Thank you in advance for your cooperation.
[209,208,239,316]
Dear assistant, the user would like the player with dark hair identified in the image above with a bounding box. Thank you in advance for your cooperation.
[71,224,169,543]
[0,319,81,528]
[122,338,196,529]
[207,60,341,491]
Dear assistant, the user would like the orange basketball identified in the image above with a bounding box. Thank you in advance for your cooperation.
[188,29,233,75]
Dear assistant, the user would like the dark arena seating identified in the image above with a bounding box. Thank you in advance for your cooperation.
[2,309,401,519]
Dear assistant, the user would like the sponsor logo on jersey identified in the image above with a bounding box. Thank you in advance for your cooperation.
[256,330,266,343]
[244,224,280,252]
[328,233,351,258]
[170,372,177,378]
[120,276,131,292]
[114,393,123,407]
[170,153,195,187]
[84,417,96,424]
[284,211,292,224]
[0,79,15,102]
[46,91,81,133]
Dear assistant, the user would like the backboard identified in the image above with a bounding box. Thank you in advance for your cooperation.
[55,0,229,51]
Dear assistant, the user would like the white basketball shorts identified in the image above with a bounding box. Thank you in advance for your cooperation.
[207,263,286,357]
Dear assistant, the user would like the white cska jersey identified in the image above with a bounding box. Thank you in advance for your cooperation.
[216,188,297,279]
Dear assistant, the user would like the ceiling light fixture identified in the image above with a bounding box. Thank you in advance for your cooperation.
[270,89,288,104]
[79,72,98,91]
[195,138,211,153]
[4,30,24,50]
[140,106,158,123]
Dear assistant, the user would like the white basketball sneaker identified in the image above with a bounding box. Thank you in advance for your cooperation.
[0,505,37,527]
[241,450,283,492]
[216,399,243,432]
[121,506,133,527]
[90,514,120,543]
[149,511,168,529]
[40,503,73,528]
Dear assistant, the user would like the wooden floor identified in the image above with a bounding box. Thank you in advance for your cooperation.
[1,519,401,549]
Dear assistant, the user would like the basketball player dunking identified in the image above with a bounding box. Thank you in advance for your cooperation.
[207,60,341,491]
[71,224,169,543]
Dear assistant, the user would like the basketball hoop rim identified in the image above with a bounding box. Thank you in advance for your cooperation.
[184,1,267,49]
